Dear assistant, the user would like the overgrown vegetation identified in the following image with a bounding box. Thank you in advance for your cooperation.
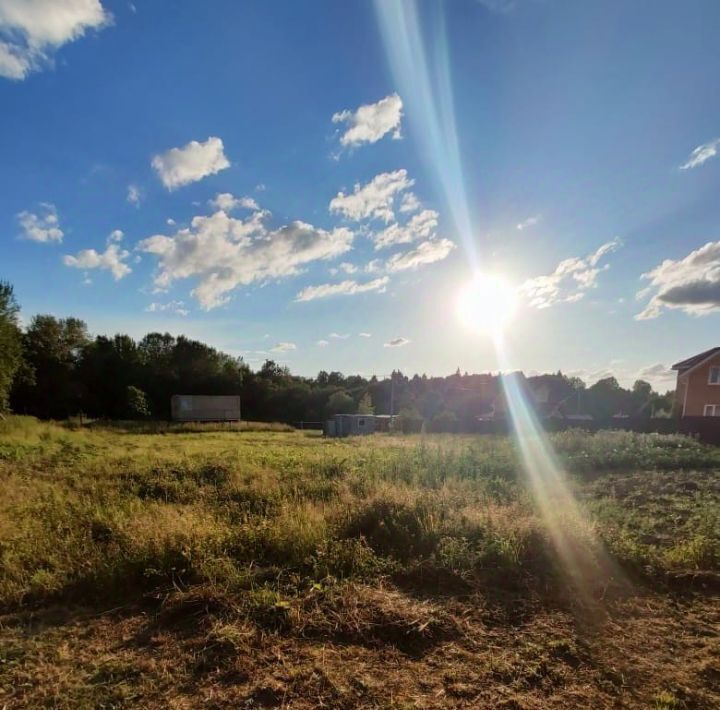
[1,419,718,707]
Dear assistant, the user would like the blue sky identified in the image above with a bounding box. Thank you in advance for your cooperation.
[2,0,720,389]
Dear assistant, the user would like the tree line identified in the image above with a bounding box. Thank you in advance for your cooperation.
[0,281,674,424]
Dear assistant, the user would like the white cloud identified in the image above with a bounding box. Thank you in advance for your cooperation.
[126,183,141,206]
[679,139,720,170]
[295,277,389,302]
[385,238,455,272]
[329,332,350,339]
[399,192,421,214]
[107,229,123,243]
[635,241,720,319]
[384,337,410,348]
[365,259,383,274]
[517,214,541,231]
[0,0,111,80]
[316,339,329,347]
[17,203,63,243]
[329,262,359,276]
[520,238,621,309]
[209,192,259,212]
[63,242,131,281]
[329,169,413,223]
[358,332,372,338]
[145,300,189,317]
[151,136,230,190]
[332,93,403,148]
[637,363,675,385]
[373,209,439,250]
[139,209,354,310]
[271,342,296,353]
[338,261,357,274]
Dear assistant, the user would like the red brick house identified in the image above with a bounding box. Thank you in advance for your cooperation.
[672,347,720,417]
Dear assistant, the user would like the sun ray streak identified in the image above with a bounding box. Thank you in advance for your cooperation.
[496,337,623,598]
[378,1,622,599]
[374,0,477,268]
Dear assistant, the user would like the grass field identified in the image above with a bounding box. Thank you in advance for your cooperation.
[1,416,719,708]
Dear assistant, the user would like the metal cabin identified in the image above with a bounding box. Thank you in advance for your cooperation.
[171,395,241,422]
[324,413,394,437]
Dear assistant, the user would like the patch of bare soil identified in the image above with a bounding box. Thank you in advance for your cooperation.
[1,582,718,709]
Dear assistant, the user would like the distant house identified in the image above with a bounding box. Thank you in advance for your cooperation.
[170,395,241,422]
[672,347,720,417]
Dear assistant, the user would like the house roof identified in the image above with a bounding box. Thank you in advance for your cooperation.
[671,347,720,372]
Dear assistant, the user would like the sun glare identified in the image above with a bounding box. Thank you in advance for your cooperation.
[456,273,518,336]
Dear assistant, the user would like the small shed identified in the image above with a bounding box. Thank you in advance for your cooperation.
[324,414,394,437]
[171,395,241,422]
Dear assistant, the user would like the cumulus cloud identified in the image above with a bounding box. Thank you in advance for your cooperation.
[365,259,383,274]
[373,209,439,250]
[107,229,123,243]
[139,209,354,310]
[332,93,403,148]
[17,203,64,242]
[209,192,259,212]
[271,342,296,353]
[517,215,541,231]
[0,0,111,80]
[145,300,189,316]
[520,238,622,309]
[295,277,389,302]
[635,241,720,319]
[385,238,455,272]
[151,136,230,190]
[328,261,358,276]
[359,332,372,338]
[63,242,131,280]
[316,339,329,347]
[399,192,421,214]
[126,184,141,206]
[679,139,720,170]
[384,337,410,348]
[329,169,413,223]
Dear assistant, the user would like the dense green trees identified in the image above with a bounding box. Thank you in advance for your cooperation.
[0,282,22,413]
[1,282,675,424]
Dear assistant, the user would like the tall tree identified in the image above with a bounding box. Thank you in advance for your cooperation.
[12,316,89,418]
[0,282,22,413]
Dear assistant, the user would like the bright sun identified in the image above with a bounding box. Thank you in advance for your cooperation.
[456,273,518,337]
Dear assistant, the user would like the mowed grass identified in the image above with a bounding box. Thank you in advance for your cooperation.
[1,416,719,708]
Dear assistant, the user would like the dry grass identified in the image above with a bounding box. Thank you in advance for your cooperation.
[0,416,719,707]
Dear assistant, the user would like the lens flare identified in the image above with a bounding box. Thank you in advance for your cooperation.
[456,273,518,336]
[375,0,623,599]
[374,0,477,267]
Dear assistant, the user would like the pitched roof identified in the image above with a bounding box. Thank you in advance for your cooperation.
[671,347,720,372]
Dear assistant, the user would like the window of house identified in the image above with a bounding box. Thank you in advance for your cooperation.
[704,404,720,416]
[709,367,720,385]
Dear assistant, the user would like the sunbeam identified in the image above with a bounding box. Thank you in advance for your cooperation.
[495,337,624,599]
[374,0,478,268]
[377,0,622,598]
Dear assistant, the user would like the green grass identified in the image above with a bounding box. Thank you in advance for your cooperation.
[1,416,719,708]
[1,417,718,609]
